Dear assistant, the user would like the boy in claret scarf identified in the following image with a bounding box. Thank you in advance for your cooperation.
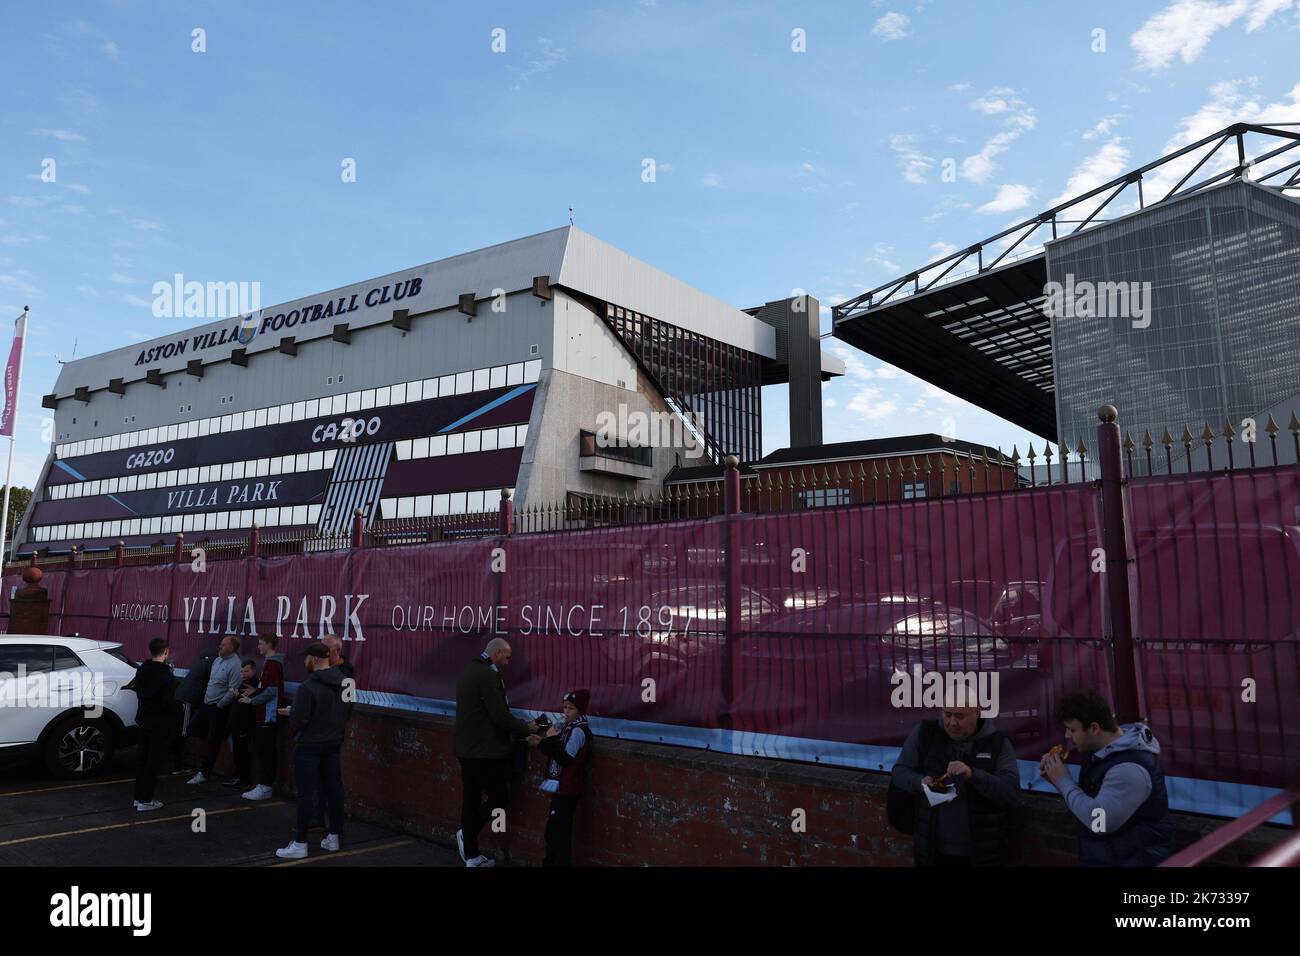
[527,689,592,867]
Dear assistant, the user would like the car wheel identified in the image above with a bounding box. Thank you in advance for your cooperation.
[43,716,115,779]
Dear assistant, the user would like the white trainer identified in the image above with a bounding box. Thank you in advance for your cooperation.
[275,841,308,860]
[242,784,273,801]
[186,772,207,785]
[135,800,163,812]
[321,833,340,852]
[455,829,466,862]
[465,854,496,867]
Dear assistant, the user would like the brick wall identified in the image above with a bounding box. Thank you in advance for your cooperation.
[223,704,1285,867]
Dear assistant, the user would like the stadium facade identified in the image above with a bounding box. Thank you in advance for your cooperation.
[17,226,843,556]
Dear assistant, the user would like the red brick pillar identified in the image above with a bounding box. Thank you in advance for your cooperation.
[9,566,50,635]
[351,508,365,549]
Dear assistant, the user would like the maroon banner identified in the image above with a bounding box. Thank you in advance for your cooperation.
[0,312,24,437]
[12,468,1299,789]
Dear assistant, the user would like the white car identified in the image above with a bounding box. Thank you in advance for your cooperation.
[0,635,140,778]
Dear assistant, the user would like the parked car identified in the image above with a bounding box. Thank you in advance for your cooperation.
[0,636,139,778]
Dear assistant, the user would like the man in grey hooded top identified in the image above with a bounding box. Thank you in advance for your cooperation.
[1042,689,1172,866]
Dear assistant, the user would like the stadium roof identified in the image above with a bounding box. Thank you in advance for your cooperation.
[831,123,1300,443]
[51,226,843,401]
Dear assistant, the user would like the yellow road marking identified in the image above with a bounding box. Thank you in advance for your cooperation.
[0,801,279,847]
[0,777,134,798]
[270,838,413,867]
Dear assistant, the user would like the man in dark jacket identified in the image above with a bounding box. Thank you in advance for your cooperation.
[453,638,537,867]
[1042,689,1172,866]
[891,706,1020,866]
[275,642,353,860]
[127,637,175,811]
[171,641,218,772]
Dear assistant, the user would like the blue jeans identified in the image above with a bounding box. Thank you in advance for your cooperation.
[293,743,343,842]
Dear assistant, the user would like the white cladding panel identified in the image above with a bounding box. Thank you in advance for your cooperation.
[558,229,776,358]
[52,227,573,397]
[550,290,637,391]
[52,292,552,444]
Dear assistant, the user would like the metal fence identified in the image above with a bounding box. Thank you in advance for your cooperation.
[4,405,1299,805]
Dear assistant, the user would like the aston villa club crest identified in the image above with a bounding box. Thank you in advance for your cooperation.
[238,314,258,345]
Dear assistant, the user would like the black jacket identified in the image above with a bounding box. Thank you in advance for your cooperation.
[129,659,176,726]
[454,656,530,760]
[289,666,353,748]
[175,645,219,705]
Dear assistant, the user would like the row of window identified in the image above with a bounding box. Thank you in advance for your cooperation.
[46,421,532,504]
[394,424,528,461]
[378,488,514,520]
[55,359,543,459]
[30,505,325,543]
[47,450,341,500]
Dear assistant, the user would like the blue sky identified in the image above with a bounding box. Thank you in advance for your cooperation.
[2,0,1298,487]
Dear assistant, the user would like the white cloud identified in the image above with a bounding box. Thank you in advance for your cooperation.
[65,183,91,194]
[1083,115,1123,141]
[701,172,721,187]
[977,183,1034,214]
[1131,0,1292,72]
[873,12,911,41]
[108,273,135,284]
[31,128,87,143]
[0,274,40,296]
[889,133,934,184]
[130,218,165,231]
[848,385,899,420]
[7,196,43,209]
[1048,139,1131,208]
[102,40,120,60]
[961,90,1036,184]
[866,242,900,273]
[509,37,568,88]
[929,241,959,258]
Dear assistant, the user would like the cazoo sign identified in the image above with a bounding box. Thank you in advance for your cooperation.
[312,416,381,444]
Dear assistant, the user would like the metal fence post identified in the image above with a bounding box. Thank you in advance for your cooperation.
[499,488,513,535]
[724,456,741,516]
[351,508,365,549]
[1097,405,1142,723]
[722,455,741,732]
